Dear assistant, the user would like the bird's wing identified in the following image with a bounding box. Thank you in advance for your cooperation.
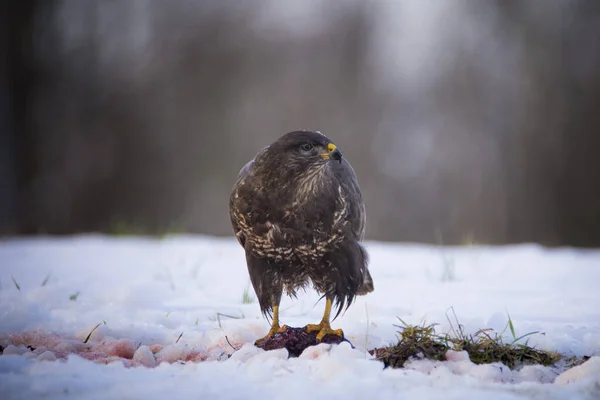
[354,199,367,241]
[229,159,255,247]
[338,161,366,241]
[236,159,254,181]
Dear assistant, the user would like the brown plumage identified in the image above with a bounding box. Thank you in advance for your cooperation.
[229,130,373,342]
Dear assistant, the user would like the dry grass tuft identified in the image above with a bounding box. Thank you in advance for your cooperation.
[370,312,561,369]
[370,319,447,368]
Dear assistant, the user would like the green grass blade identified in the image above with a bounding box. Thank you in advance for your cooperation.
[83,321,106,344]
[41,274,51,287]
[11,276,20,291]
[512,331,539,344]
[507,312,516,340]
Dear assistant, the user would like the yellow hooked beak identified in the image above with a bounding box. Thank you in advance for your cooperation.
[321,143,343,163]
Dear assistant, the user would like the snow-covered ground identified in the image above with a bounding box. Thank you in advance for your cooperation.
[0,235,599,399]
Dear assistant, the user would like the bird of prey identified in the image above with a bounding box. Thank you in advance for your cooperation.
[229,130,373,343]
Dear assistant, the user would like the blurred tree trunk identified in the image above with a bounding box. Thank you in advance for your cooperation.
[3,0,600,246]
[0,0,13,233]
[4,0,40,234]
[555,0,600,246]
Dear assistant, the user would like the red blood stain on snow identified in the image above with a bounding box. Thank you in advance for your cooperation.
[97,338,136,359]
[1,330,215,368]
[185,350,208,362]
[149,344,163,353]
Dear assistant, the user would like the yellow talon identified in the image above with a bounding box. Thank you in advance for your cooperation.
[306,298,344,342]
[254,305,287,345]
[307,323,343,341]
[254,325,288,345]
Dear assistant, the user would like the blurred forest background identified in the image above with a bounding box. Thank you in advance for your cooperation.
[3,0,600,246]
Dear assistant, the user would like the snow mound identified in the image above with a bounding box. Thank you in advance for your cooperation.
[0,235,599,399]
[555,356,600,385]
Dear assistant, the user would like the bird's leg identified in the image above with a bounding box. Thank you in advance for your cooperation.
[254,305,288,345]
[306,298,344,341]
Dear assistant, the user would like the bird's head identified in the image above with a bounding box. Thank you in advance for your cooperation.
[253,130,345,197]
[261,130,342,168]
[254,131,349,196]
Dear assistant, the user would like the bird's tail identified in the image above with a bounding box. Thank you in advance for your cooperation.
[357,268,374,295]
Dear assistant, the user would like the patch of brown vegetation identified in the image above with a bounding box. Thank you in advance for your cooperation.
[368,318,562,370]
[370,323,447,368]
[451,329,560,369]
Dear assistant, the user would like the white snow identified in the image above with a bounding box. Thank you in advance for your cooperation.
[555,357,600,385]
[36,351,57,362]
[0,235,599,399]
[132,345,156,368]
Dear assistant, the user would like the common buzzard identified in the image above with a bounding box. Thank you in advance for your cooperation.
[229,131,373,343]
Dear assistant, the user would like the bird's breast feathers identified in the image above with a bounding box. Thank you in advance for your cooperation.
[232,184,352,261]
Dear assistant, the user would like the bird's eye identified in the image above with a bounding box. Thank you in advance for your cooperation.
[300,143,314,152]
